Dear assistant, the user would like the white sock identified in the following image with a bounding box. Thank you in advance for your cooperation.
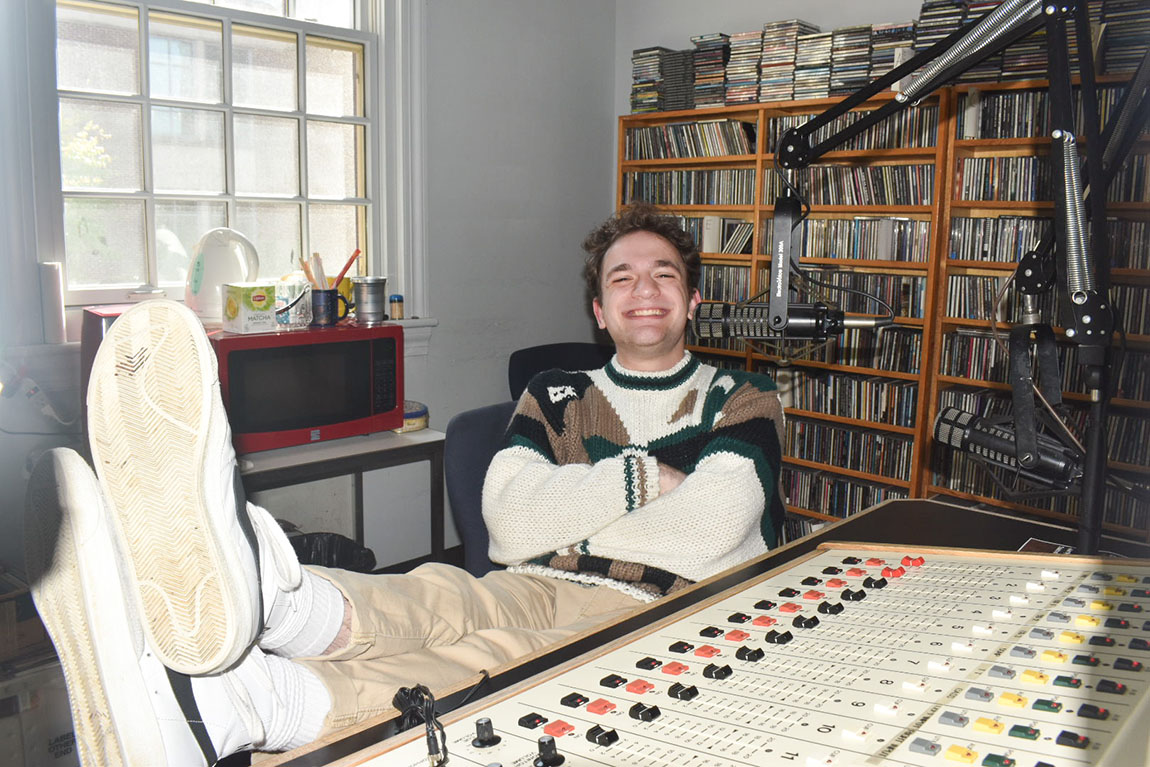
[260,568,346,658]
[190,649,332,756]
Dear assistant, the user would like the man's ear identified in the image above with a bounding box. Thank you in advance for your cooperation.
[687,288,701,320]
[592,296,606,330]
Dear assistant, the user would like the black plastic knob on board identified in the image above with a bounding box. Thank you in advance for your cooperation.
[534,735,565,767]
[586,724,620,746]
[629,702,661,721]
[472,717,502,748]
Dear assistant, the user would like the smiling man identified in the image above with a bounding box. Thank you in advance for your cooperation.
[25,203,787,766]
[483,202,788,598]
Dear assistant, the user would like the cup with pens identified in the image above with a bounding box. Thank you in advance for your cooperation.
[302,249,361,327]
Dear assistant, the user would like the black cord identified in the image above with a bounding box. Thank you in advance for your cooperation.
[794,262,897,320]
[454,669,491,709]
[392,685,448,766]
[771,151,896,321]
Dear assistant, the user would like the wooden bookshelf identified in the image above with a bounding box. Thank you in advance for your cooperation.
[616,78,1150,539]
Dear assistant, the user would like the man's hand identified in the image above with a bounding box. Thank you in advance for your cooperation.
[658,462,687,495]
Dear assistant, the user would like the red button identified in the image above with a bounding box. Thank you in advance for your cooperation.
[545,720,575,737]
[725,630,750,642]
[865,558,885,566]
[694,645,721,658]
[752,615,778,627]
[779,602,802,613]
[846,568,867,577]
[662,662,689,675]
[826,578,847,588]
[587,698,616,715]
[626,679,654,694]
[802,590,825,600]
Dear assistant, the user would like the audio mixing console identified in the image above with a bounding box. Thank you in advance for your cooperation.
[329,543,1150,767]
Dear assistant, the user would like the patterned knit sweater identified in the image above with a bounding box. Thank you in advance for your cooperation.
[482,352,786,601]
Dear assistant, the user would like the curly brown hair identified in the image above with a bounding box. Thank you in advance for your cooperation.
[581,202,701,300]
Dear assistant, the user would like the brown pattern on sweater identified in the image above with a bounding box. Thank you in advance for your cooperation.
[543,551,694,598]
[669,390,697,425]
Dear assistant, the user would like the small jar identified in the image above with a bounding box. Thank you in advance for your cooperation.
[389,293,404,319]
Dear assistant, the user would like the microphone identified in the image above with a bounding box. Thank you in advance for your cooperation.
[692,301,893,341]
[933,406,1083,489]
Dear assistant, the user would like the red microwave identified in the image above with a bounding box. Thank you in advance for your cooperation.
[208,323,404,454]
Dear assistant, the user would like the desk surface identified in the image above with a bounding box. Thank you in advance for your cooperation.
[268,499,1150,767]
[237,428,445,476]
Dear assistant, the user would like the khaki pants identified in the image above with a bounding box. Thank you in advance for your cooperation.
[297,564,643,732]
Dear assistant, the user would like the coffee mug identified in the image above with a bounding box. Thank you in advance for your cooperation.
[311,288,350,327]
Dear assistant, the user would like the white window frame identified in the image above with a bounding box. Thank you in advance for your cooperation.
[4,0,426,348]
[52,0,379,306]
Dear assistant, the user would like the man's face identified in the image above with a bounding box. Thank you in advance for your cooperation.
[592,230,700,372]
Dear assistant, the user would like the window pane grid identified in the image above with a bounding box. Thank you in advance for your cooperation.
[56,0,370,299]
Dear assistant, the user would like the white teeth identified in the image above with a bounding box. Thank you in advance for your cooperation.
[630,309,665,316]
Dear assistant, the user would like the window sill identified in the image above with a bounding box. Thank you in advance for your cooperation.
[392,317,437,356]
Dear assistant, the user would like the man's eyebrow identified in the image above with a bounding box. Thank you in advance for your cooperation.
[606,259,682,276]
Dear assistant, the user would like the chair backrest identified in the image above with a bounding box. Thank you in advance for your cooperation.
[444,400,517,577]
[508,342,615,400]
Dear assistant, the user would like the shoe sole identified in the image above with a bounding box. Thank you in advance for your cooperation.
[88,300,251,675]
[25,449,166,767]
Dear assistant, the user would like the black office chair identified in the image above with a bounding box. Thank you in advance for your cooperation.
[444,400,518,577]
[508,342,615,400]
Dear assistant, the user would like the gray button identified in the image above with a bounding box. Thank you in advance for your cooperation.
[1047,612,1070,623]
[939,711,969,727]
[1030,628,1054,640]
[1010,646,1036,659]
[989,665,1016,679]
[909,738,941,755]
[965,687,994,702]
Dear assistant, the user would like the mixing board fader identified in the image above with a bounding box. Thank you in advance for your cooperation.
[350,545,1150,767]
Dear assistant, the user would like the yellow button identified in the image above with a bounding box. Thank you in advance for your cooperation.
[1040,650,1068,663]
[1059,631,1085,644]
[945,745,979,763]
[974,717,1004,734]
[1075,614,1101,627]
[1021,670,1049,684]
[998,692,1027,708]
[1103,587,1126,596]
[1091,600,1114,611]
[1116,574,1137,583]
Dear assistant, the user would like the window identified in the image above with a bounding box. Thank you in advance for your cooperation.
[55,0,373,305]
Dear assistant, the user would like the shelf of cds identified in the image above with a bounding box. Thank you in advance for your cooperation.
[617,90,945,526]
[616,75,1149,539]
[925,76,1150,540]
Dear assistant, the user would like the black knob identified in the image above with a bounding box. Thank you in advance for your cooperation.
[534,735,565,767]
[629,702,661,721]
[472,717,501,748]
[586,724,620,746]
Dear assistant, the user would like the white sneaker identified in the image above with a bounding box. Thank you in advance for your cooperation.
[24,448,215,766]
[87,299,301,675]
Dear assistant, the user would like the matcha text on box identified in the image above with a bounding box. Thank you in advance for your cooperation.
[223,282,277,334]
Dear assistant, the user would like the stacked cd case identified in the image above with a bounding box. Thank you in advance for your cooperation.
[830,25,873,96]
[726,29,764,105]
[692,33,731,109]
[794,31,833,99]
[759,20,821,102]
[630,46,673,113]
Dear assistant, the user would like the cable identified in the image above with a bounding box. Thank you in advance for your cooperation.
[454,669,491,709]
[392,685,448,766]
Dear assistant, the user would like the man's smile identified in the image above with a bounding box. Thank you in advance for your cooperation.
[626,308,668,317]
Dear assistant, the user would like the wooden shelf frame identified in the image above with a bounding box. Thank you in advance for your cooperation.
[616,78,1148,539]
